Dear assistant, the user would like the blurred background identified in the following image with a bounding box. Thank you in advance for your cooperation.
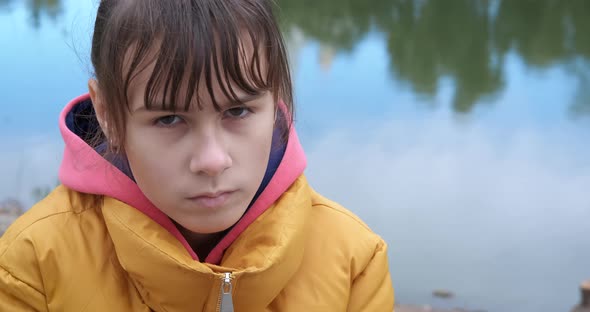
[0,0,589,311]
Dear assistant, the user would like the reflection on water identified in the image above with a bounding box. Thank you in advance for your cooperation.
[2,0,589,114]
[570,60,590,117]
[0,0,62,28]
[278,0,590,114]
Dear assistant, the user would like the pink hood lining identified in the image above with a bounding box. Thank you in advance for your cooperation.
[58,93,306,264]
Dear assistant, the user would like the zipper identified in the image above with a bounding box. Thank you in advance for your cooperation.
[217,272,234,312]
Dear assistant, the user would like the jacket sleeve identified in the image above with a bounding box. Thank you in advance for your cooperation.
[347,239,395,312]
[0,227,48,312]
[0,265,46,311]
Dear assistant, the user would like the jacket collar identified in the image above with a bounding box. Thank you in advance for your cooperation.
[102,175,312,311]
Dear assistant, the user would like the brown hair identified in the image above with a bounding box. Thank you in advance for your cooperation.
[90,0,293,153]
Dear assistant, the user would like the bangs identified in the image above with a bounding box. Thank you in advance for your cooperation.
[92,0,292,113]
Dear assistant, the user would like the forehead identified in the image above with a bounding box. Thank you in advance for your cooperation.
[124,31,268,112]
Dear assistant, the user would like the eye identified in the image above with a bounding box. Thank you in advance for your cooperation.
[155,115,182,127]
[224,106,252,119]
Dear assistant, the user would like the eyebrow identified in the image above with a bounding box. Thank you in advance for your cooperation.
[133,92,265,113]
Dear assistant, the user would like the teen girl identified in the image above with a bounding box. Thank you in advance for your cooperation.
[0,0,394,310]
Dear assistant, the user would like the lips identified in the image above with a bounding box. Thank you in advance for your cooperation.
[188,191,235,209]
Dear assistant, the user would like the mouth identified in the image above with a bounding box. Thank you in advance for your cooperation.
[187,190,236,209]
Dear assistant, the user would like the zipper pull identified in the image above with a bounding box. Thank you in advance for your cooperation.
[219,273,234,312]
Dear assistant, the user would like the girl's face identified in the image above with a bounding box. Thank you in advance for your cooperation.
[119,62,275,234]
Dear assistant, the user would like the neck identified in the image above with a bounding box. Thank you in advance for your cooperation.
[172,220,226,261]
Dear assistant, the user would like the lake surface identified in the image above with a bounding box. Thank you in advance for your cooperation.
[1,1,589,311]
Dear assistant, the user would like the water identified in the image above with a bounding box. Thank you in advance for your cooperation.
[1,1,589,311]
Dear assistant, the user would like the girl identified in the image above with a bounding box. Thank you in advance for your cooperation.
[0,0,394,311]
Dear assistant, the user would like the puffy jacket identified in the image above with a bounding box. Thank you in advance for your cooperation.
[0,94,394,311]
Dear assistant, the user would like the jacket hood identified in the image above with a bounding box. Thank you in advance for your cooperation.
[58,93,306,263]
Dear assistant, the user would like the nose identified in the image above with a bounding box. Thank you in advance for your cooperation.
[189,132,232,177]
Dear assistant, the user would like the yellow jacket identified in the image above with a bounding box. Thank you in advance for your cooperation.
[0,95,394,311]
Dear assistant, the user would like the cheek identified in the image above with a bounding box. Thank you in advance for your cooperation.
[124,126,177,189]
[227,116,273,182]
[243,116,275,174]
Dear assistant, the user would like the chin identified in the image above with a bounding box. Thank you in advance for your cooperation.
[172,201,250,234]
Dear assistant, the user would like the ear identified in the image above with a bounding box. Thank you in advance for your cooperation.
[88,79,109,138]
